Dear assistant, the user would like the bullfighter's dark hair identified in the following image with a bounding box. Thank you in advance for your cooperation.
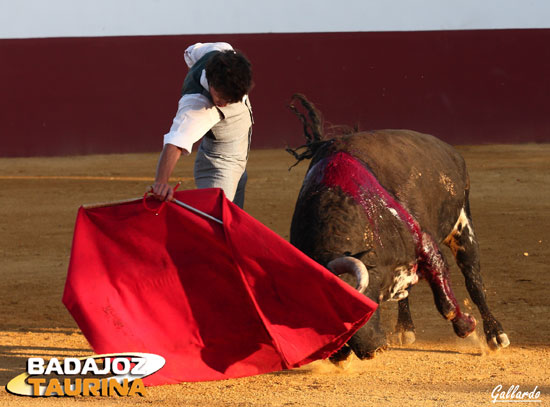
[205,50,253,104]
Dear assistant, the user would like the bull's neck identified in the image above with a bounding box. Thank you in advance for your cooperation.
[313,151,423,249]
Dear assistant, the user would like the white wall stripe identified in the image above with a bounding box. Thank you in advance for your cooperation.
[1,0,550,39]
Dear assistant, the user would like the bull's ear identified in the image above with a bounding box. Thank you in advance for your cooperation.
[327,257,369,294]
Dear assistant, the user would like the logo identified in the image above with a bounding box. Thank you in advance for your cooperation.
[491,385,541,404]
[6,353,165,397]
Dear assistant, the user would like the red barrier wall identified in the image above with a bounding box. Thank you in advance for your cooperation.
[1,30,549,157]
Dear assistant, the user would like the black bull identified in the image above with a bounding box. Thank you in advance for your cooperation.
[288,94,509,360]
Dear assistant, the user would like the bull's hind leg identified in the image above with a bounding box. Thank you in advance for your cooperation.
[419,232,477,338]
[443,205,510,349]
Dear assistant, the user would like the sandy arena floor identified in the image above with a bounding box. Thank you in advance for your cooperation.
[0,145,549,406]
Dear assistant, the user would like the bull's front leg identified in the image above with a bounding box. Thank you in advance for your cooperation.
[396,294,416,345]
[419,232,477,338]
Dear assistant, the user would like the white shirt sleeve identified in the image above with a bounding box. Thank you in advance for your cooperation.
[183,42,234,68]
[163,94,222,154]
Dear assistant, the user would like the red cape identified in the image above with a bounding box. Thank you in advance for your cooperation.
[63,189,377,385]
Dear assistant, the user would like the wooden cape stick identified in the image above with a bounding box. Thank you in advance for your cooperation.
[172,199,223,225]
[83,197,224,225]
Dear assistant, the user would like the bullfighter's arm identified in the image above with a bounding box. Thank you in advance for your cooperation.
[152,143,182,201]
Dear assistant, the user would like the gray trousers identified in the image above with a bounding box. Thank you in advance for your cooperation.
[194,146,249,208]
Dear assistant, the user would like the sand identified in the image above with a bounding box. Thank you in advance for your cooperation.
[0,144,549,406]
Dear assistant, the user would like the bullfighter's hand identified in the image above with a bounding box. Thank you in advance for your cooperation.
[150,182,174,202]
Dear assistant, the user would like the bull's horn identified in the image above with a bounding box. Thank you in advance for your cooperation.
[327,257,369,294]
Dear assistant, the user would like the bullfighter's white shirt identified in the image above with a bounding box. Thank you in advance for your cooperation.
[163,42,239,154]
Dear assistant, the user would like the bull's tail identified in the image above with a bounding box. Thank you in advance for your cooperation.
[289,93,324,144]
[286,94,330,167]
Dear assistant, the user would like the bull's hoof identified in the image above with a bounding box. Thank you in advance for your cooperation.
[452,313,476,338]
[483,319,510,350]
[488,333,511,350]
[399,330,416,345]
[329,344,352,364]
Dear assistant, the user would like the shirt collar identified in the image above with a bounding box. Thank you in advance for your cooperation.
[200,69,210,92]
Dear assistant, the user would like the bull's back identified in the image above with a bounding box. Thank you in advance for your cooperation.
[311,130,468,241]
